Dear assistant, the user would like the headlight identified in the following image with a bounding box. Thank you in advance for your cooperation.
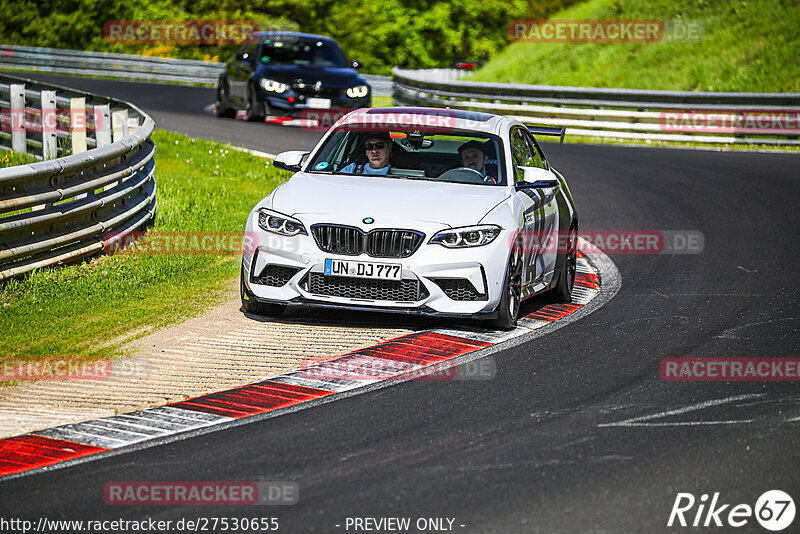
[258,209,307,236]
[429,225,501,248]
[346,85,369,98]
[260,79,287,93]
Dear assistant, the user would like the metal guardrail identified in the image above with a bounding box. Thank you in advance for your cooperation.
[0,44,394,96]
[0,73,157,281]
[0,44,223,86]
[392,68,800,146]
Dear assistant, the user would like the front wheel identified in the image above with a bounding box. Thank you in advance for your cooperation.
[240,266,285,317]
[490,242,523,330]
[215,82,234,118]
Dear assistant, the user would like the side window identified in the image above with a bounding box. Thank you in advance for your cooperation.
[510,128,536,182]
[523,132,547,169]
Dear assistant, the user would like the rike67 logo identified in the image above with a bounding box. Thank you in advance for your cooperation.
[668,490,795,531]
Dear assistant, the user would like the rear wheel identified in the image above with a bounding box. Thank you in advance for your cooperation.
[550,222,578,303]
[245,83,265,122]
[240,266,285,317]
[214,82,234,118]
[491,241,523,330]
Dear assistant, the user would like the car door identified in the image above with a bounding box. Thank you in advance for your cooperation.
[509,127,547,288]
[228,39,257,108]
[523,130,560,282]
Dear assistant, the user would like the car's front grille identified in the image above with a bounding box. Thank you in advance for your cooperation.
[306,273,425,301]
[434,278,486,301]
[291,83,341,99]
[311,225,424,258]
[256,264,301,286]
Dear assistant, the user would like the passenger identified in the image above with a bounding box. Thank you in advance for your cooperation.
[458,140,496,184]
[340,133,392,175]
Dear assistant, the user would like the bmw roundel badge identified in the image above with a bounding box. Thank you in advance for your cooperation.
[363,217,375,224]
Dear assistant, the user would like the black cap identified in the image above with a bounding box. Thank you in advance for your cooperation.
[458,140,487,155]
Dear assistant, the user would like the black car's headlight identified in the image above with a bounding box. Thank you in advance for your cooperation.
[346,85,369,98]
[429,225,501,248]
[258,209,307,236]
[260,79,287,93]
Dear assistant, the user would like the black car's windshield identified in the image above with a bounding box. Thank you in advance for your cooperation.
[308,127,506,186]
[259,37,349,68]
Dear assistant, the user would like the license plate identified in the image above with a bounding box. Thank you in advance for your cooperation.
[307,98,331,109]
[324,259,402,280]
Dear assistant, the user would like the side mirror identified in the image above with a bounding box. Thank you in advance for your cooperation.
[273,151,309,172]
[517,166,559,189]
[350,59,363,69]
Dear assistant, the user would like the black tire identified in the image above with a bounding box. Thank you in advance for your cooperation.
[245,83,265,122]
[214,82,234,118]
[490,240,523,330]
[240,266,285,317]
[550,222,578,303]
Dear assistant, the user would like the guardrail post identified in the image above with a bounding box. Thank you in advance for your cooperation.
[95,104,111,148]
[70,97,87,154]
[107,109,129,190]
[32,90,58,212]
[94,104,112,194]
[41,90,57,160]
[111,109,128,143]
[71,97,88,199]
[10,84,26,154]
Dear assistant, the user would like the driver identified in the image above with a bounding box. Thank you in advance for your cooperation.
[340,133,392,175]
[458,140,496,184]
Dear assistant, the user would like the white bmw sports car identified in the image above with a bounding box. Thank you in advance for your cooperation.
[241,107,578,329]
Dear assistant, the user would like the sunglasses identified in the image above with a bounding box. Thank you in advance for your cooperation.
[365,142,387,151]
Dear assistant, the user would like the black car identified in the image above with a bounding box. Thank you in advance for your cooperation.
[215,32,371,120]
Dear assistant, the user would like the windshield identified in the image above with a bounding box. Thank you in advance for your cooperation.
[258,37,349,68]
[308,128,506,186]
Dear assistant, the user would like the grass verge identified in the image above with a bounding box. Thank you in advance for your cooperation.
[0,130,291,363]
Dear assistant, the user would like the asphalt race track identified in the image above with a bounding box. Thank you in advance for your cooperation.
[2,74,800,533]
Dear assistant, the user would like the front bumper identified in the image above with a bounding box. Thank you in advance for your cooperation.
[258,87,371,117]
[242,212,510,317]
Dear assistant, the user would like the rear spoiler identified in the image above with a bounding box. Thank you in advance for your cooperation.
[528,126,566,144]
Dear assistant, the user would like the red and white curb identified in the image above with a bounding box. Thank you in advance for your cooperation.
[0,246,611,480]
[234,110,317,129]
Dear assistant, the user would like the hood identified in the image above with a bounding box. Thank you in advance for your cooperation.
[255,64,364,88]
[269,172,510,226]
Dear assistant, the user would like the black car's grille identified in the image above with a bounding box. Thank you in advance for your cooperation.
[291,82,341,99]
[256,264,301,287]
[306,273,424,301]
[434,278,486,301]
[311,225,424,258]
